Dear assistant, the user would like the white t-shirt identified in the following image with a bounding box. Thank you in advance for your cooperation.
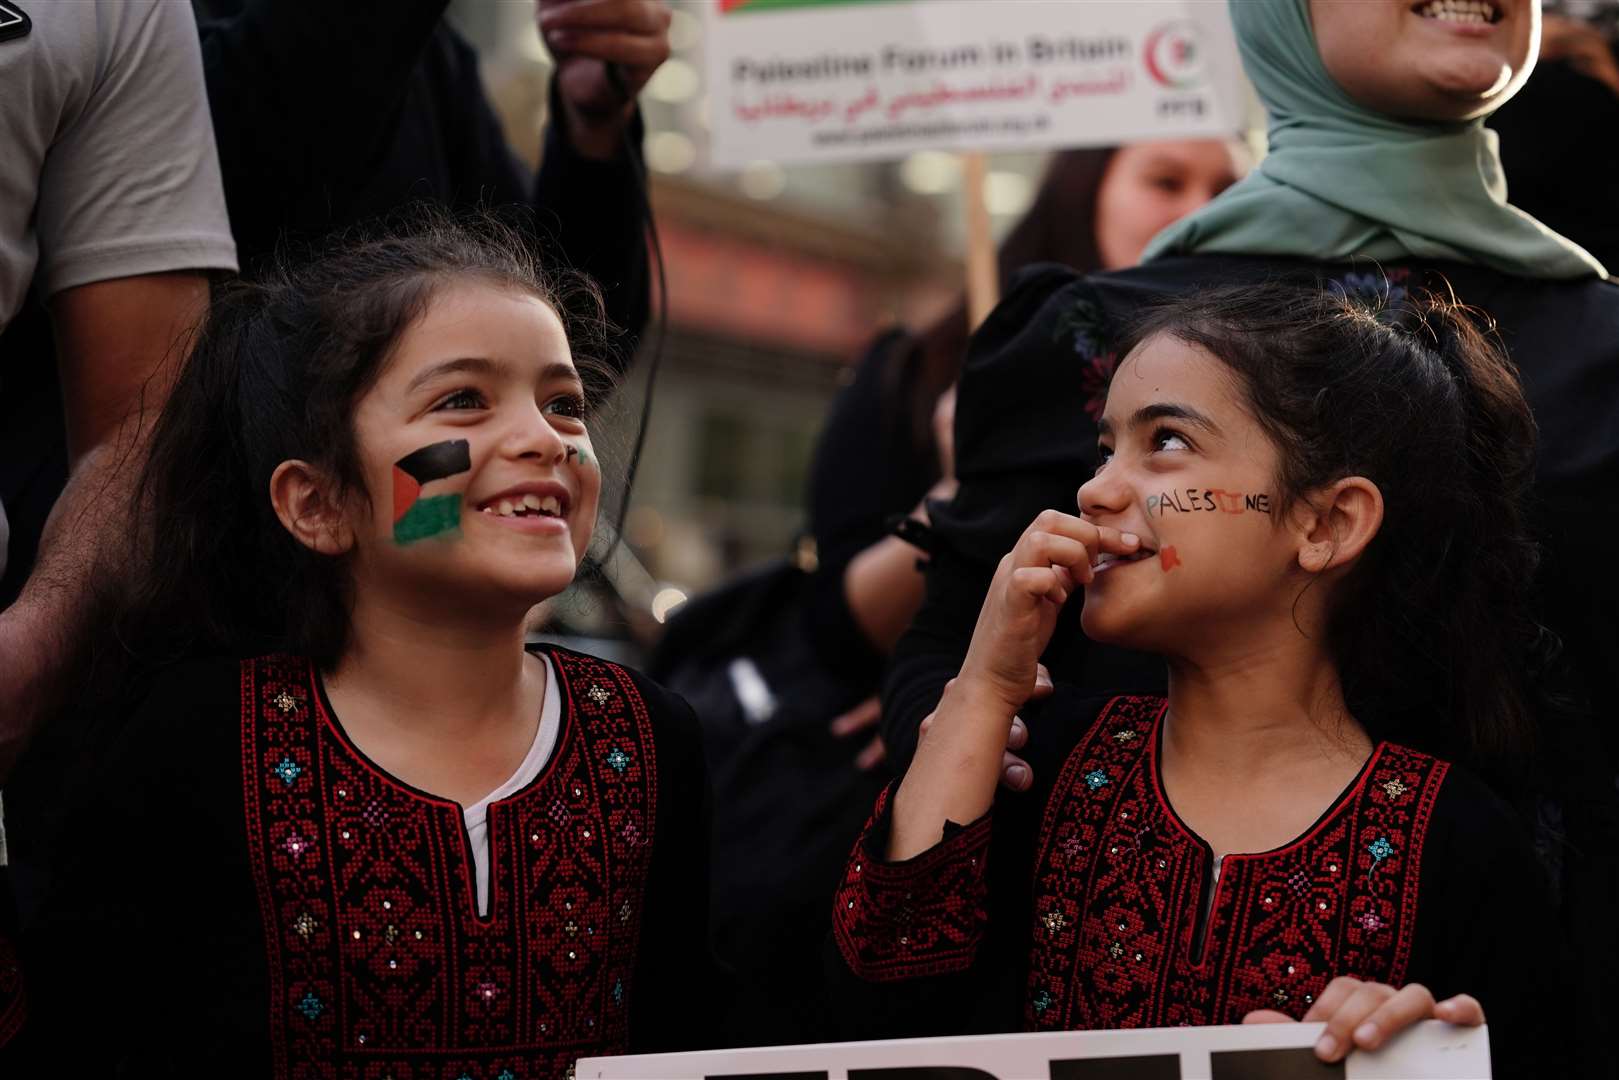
[462,653,562,917]
[0,0,237,323]
[0,0,238,580]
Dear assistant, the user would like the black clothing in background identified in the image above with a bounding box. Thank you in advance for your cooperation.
[881,255,1619,1078]
[196,0,650,377]
[830,692,1571,1080]
[1491,58,1619,272]
[647,329,939,1046]
[802,328,942,686]
[21,646,718,1077]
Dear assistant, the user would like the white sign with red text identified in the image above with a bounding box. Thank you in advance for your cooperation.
[701,0,1248,168]
[578,1020,1490,1079]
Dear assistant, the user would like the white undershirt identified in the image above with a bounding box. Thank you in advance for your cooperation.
[462,653,561,916]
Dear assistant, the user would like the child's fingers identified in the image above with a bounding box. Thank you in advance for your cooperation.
[1021,511,1141,563]
[1011,529,1092,578]
[1007,715,1029,751]
[854,735,886,772]
[1433,994,1485,1026]
[1300,975,1360,1023]
[1240,1009,1294,1024]
[1313,981,1396,1061]
[1001,750,1032,790]
[830,695,882,737]
[1011,566,1071,606]
[1030,663,1054,699]
[1345,982,1437,1052]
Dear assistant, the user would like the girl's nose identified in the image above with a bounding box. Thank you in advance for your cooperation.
[1078,466,1130,519]
[509,409,570,465]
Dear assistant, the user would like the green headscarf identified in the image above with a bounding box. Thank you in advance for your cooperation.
[1143,0,1607,279]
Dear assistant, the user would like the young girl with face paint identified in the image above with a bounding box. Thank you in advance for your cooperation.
[23,219,717,1077]
[831,287,1568,1078]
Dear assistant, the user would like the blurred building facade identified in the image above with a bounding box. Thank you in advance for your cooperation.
[450,0,1048,604]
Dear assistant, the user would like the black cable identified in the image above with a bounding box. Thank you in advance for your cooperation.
[600,61,667,565]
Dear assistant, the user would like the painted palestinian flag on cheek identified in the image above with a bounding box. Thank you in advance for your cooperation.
[391,439,471,545]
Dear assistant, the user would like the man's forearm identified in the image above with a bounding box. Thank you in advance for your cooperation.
[0,435,141,777]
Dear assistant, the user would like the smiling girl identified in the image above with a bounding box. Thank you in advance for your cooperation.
[831,287,1566,1077]
[24,219,714,1077]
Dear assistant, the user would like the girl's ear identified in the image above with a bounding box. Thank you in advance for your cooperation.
[1296,476,1384,575]
[270,460,355,556]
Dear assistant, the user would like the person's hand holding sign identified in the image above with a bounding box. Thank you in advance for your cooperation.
[537,0,672,160]
[1245,975,1485,1064]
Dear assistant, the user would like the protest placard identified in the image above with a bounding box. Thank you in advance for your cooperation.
[577,1020,1490,1080]
[702,0,1249,169]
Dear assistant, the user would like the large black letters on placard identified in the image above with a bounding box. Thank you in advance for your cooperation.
[1210,1048,1344,1080]
[850,1070,999,1080]
[1049,1055,1181,1080]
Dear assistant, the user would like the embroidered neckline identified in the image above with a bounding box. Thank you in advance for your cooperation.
[1145,705,1387,865]
[308,644,573,815]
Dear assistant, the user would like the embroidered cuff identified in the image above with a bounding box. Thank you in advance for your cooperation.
[832,782,993,982]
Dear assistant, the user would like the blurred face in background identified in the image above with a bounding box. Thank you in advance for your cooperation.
[1093,140,1245,270]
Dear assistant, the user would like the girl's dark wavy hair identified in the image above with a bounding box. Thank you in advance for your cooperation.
[112,209,613,675]
[1121,283,1546,779]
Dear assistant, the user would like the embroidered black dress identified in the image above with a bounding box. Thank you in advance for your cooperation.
[832,694,1569,1077]
[877,255,1619,1075]
[23,645,716,1079]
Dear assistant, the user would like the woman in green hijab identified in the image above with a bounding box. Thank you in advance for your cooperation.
[862,1,1617,1075]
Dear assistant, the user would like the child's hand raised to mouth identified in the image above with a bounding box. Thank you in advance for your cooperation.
[956,509,1141,718]
[888,510,1138,860]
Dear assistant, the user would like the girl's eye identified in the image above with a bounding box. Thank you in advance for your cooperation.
[1152,426,1192,453]
[1095,444,1114,470]
[544,393,587,421]
[433,388,486,411]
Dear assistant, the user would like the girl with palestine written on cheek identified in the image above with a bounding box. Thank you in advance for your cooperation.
[830,286,1569,1079]
[879,3,1619,1070]
[22,217,718,1078]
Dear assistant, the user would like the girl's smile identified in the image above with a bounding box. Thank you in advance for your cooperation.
[339,282,602,619]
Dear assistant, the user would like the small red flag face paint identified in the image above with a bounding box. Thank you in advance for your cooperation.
[1160,546,1182,573]
[391,439,471,544]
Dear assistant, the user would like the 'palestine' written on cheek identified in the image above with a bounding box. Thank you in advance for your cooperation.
[1146,489,1270,516]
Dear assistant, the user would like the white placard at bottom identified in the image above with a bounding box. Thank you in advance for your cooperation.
[577,1020,1489,1080]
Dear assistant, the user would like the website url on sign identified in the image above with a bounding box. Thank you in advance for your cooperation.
[811,114,1050,146]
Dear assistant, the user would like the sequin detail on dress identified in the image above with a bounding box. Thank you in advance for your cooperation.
[240,651,658,1078]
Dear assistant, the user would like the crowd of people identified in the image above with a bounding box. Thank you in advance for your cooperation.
[0,1,1615,1078]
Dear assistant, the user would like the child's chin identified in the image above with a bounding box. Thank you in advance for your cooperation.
[1079,600,1154,652]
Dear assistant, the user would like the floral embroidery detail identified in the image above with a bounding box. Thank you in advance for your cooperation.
[273,689,299,715]
[1112,730,1137,744]
[1084,769,1109,791]
[605,747,630,773]
[1042,910,1067,934]
[240,651,659,1077]
[272,757,302,785]
[1382,778,1408,800]
[1019,697,1445,1031]
[586,683,612,706]
[1032,990,1054,1015]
